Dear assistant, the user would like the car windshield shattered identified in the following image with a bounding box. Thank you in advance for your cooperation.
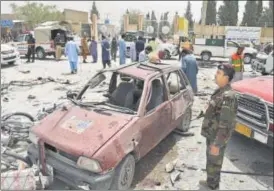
[73,71,144,114]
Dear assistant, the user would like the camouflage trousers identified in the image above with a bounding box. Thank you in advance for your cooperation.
[206,139,226,189]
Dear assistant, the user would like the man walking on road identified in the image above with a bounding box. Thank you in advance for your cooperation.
[65,37,80,74]
[136,36,145,61]
[111,37,118,62]
[101,35,111,69]
[26,33,35,63]
[229,46,245,83]
[81,33,89,63]
[54,33,62,61]
[181,48,198,94]
[89,36,98,63]
[119,34,126,65]
[200,63,238,190]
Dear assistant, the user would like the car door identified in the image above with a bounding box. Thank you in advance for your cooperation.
[166,70,192,129]
[16,35,28,55]
[137,76,172,158]
[225,41,238,57]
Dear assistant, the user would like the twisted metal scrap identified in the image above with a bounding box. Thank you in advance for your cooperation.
[1,77,78,93]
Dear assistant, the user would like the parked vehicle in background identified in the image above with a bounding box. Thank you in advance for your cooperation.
[193,38,258,64]
[27,62,194,190]
[9,22,68,59]
[252,51,273,75]
[1,44,20,65]
[232,75,273,147]
[251,43,273,75]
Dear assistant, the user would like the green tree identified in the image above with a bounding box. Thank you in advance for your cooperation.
[258,1,273,27]
[256,0,263,25]
[217,1,238,26]
[10,2,64,29]
[91,1,100,19]
[241,1,258,26]
[184,1,194,29]
[206,0,216,25]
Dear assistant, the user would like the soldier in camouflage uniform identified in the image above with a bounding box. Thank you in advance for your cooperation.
[200,63,238,190]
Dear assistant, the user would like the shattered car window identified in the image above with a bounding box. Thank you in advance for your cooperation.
[79,71,144,113]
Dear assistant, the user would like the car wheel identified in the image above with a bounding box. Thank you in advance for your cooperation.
[110,154,135,190]
[36,48,46,59]
[8,61,15,65]
[244,54,252,64]
[201,52,211,61]
[163,50,171,60]
[177,108,192,132]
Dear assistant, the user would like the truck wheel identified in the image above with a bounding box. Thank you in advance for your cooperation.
[163,50,171,60]
[244,54,252,64]
[177,108,192,132]
[36,48,46,59]
[201,52,211,61]
[110,154,135,190]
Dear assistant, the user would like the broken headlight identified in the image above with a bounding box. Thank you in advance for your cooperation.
[28,131,39,145]
[77,156,102,173]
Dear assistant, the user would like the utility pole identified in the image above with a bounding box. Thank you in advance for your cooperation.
[201,0,208,25]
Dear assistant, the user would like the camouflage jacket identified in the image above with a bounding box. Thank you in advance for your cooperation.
[201,84,238,147]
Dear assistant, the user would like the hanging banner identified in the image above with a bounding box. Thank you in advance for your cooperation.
[1,20,14,28]
[225,26,261,44]
[177,17,188,37]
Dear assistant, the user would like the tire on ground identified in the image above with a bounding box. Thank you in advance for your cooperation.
[110,154,135,190]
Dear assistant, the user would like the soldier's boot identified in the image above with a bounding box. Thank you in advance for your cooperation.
[199,180,219,190]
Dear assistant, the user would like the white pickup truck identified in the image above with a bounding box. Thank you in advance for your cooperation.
[193,38,258,64]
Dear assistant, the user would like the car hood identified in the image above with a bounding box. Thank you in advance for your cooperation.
[1,44,14,52]
[256,52,268,60]
[232,76,273,103]
[32,105,134,158]
[244,47,257,54]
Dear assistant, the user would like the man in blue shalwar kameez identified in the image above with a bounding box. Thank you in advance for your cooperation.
[65,37,80,74]
[89,36,98,63]
[181,49,199,94]
[119,34,126,65]
[101,35,111,69]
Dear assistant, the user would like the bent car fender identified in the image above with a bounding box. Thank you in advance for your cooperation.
[92,118,141,171]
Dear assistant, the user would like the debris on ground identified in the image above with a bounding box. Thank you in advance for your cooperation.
[3,97,9,102]
[165,162,175,173]
[1,165,53,190]
[173,130,195,137]
[28,95,36,100]
[170,171,181,185]
[19,70,31,74]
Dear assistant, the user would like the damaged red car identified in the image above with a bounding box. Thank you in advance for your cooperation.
[27,62,194,190]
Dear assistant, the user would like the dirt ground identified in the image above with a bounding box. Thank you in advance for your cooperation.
[1,54,273,190]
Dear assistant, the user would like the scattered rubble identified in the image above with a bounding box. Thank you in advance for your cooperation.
[28,95,36,100]
[165,162,175,173]
[170,171,181,185]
